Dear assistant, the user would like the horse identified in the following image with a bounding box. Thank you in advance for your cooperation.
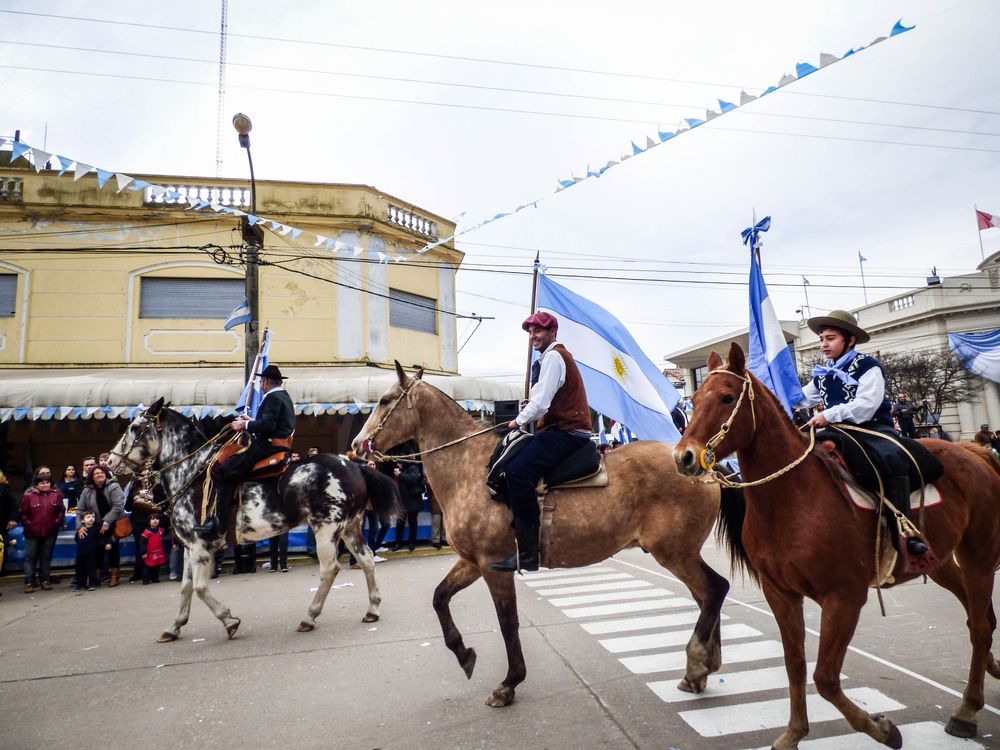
[673,342,1000,749]
[106,397,401,642]
[352,362,732,707]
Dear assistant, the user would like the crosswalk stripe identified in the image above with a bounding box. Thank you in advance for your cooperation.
[580,611,727,635]
[748,720,984,749]
[647,663,818,704]
[548,587,673,608]
[519,566,613,580]
[679,686,904,737]
[599,623,761,654]
[523,572,633,588]
[619,639,785,674]
[562,598,695,619]
[534,579,653,597]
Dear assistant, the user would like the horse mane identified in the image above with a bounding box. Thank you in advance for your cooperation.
[415,379,494,433]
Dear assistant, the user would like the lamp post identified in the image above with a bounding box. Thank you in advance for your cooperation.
[232,113,264,384]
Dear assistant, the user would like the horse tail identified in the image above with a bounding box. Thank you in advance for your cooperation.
[360,464,403,525]
[716,485,759,584]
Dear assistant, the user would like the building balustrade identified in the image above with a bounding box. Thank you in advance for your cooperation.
[0,176,23,202]
[388,204,437,238]
[144,184,251,208]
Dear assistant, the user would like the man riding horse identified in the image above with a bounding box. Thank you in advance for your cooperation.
[800,310,940,557]
[194,364,295,540]
[490,311,592,573]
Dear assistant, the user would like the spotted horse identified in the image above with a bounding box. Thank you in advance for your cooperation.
[107,397,401,642]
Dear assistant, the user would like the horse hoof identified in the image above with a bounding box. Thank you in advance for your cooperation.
[460,648,477,679]
[362,613,379,623]
[676,675,707,694]
[871,714,902,749]
[485,685,514,707]
[226,620,241,640]
[945,716,977,739]
[297,622,315,632]
[157,632,178,643]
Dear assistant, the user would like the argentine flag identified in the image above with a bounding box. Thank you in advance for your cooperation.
[747,247,804,415]
[236,329,272,418]
[223,298,252,331]
[536,274,681,443]
[949,327,1000,384]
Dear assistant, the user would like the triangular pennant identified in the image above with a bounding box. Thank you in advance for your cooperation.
[778,73,796,87]
[148,185,167,198]
[684,118,705,129]
[324,239,336,250]
[868,36,887,46]
[314,235,329,247]
[718,99,737,113]
[280,225,294,236]
[739,90,757,105]
[705,109,719,121]
[94,168,113,188]
[890,19,915,36]
[11,141,31,163]
[795,61,818,78]
[631,140,644,155]
[115,173,134,192]
[657,129,674,142]
[246,214,260,226]
[73,162,94,180]
[56,155,74,175]
[127,179,150,191]
[819,52,840,67]
[290,228,302,240]
[645,136,657,149]
[32,149,52,172]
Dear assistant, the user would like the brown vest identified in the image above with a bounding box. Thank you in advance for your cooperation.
[538,344,591,433]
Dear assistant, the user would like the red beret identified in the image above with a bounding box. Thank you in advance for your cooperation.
[522,311,558,331]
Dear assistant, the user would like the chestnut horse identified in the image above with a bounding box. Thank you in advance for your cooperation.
[353,363,732,707]
[674,343,1000,749]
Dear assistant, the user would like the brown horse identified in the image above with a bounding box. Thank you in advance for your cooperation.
[353,362,731,707]
[673,342,1000,749]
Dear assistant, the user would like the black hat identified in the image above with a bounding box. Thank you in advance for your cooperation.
[257,364,285,382]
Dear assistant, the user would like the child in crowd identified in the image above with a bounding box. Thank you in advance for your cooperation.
[140,514,167,584]
[72,511,102,592]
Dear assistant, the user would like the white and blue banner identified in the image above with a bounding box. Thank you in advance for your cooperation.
[236,329,272,417]
[536,273,681,443]
[949,327,1000,384]
[747,237,805,416]
[223,298,251,331]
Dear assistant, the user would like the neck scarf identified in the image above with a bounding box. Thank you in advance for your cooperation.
[812,348,860,387]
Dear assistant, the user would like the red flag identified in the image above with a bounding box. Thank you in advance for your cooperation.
[977,209,999,230]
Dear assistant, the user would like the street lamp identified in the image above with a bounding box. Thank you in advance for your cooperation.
[233,113,264,384]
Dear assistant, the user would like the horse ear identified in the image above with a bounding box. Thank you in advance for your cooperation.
[147,397,165,416]
[394,360,409,386]
[415,366,424,381]
[707,351,723,371]
[728,342,746,374]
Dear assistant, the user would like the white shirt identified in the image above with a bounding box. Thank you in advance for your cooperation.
[800,365,885,424]
[515,342,566,427]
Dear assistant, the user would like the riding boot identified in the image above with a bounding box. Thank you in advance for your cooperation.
[490,518,540,573]
[109,567,120,587]
[889,476,928,556]
[194,482,234,539]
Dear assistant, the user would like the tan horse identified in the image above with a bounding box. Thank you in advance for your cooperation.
[674,343,1000,749]
[353,362,731,707]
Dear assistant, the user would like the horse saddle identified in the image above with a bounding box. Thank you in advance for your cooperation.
[211,436,293,481]
[487,432,605,505]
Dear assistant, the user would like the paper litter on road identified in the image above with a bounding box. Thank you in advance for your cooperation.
[333,582,354,589]
[81,645,98,651]
[420,642,431,647]
[155,664,166,669]
[309,587,318,592]
[367,627,378,632]
[192,638,205,642]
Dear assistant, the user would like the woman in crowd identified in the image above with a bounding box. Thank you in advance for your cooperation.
[76,465,126,587]
[19,466,65,592]
[391,462,424,553]
[56,464,83,511]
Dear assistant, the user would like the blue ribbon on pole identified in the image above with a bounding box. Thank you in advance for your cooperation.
[741,216,772,247]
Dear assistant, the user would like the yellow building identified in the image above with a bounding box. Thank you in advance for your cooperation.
[0,149,515,481]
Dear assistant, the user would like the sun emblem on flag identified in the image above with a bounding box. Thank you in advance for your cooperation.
[612,353,627,383]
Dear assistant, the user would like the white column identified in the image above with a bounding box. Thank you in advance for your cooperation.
[439,260,457,372]
[336,231,363,361]
[367,235,389,364]
[985,379,1000,427]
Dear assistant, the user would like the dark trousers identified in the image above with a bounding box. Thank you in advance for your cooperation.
[269,532,289,569]
[130,523,148,581]
[75,551,98,588]
[897,419,916,439]
[506,430,591,527]
[96,536,120,578]
[393,511,419,550]
[144,563,161,583]
[24,534,57,584]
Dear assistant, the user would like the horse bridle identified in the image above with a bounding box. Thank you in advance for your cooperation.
[109,410,164,476]
[362,377,420,457]
[698,369,757,472]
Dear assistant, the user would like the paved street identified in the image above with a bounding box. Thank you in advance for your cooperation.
[2,542,998,750]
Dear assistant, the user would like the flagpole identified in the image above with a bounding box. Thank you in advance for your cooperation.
[858,251,869,304]
[802,278,812,317]
[976,204,986,261]
[523,253,540,401]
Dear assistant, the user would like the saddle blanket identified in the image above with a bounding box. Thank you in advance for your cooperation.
[845,482,943,512]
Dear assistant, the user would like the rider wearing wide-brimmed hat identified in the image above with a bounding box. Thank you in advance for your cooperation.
[194,364,295,540]
[800,310,940,557]
[490,311,592,572]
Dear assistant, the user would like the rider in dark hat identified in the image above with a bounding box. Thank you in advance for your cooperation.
[490,311,591,572]
[800,310,939,557]
[194,364,295,540]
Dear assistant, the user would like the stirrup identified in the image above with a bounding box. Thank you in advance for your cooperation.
[193,516,222,539]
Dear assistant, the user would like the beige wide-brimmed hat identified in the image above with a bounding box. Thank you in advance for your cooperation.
[807,309,870,345]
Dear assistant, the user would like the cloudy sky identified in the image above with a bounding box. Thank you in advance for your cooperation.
[2,0,999,382]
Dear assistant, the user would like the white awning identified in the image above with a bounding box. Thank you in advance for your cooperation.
[0,366,521,422]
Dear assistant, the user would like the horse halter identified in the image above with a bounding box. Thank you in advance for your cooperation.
[698,369,756,472]
[109,410,163,474]
[362,377,419,456]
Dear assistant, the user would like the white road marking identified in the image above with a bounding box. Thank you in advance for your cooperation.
[648,663,818,704]
[581,611,727,635]
[523,572,633,588]
[619,639,785,674]
[548,587,673,608]
[599,623,761,654]
[748,720,985,749]
[680,686,903,737]
[562,598,695,619]
[535,579,653,596]
[520,566,614,580]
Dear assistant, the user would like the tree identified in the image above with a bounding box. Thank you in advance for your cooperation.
[877,348,977,418]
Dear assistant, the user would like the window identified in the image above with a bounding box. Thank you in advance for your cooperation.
[389,288,437,334]
[0,274,16,316]
[139,277,244,319]
[692,365,708,391]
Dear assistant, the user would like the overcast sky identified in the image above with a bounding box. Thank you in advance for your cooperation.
[3,0,999,382]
